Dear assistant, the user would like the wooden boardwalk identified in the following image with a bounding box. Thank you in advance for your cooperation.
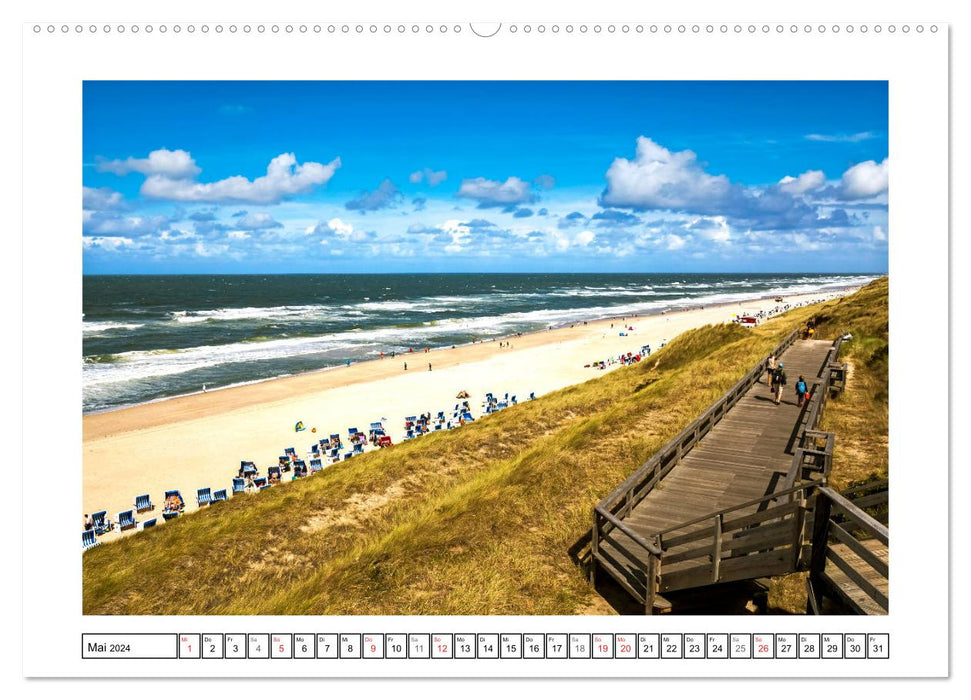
[591,331,888,614]
[621,339,833,539]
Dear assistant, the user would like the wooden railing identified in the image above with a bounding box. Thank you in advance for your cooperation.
[596,329,799,521]
[807,484,889,614]
[590,329,799,611]
[782,335,846,488]
[649,482,817,595]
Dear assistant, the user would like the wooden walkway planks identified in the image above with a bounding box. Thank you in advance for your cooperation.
[824,540,889,615]
[599,339,834,589]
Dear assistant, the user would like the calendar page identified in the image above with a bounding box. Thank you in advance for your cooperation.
[17,0,952,684]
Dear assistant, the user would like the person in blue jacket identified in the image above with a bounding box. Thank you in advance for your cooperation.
[795,375,808,407]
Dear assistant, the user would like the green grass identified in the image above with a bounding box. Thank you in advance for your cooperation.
[83,280,889,615]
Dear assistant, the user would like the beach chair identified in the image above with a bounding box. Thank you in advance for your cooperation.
[462,412,474,422]
[353,443,364,454]
[268,466,282,484]
[254,477,269,490]
[405,429,415,440]
[511,395,517,404]
[370,422,383,431]
[142,519,156,530]
[117,510,136,532]
[134,493,154,513]
[233,477,246,494]
[164,490,185,512]
[284,447,296,457]
[310,458,323,474]
[212,489,228,503]
[162,511,179,521]
[82,530,100,550]
[91,510,111,536]
[239,460,257,477]
[197,487,212,507]
[344,452,353,460]
[330,433,342,448]
[347,427,359,438]
[377,435,393,447]
[434,424,442,431]
[311,443,320,456]
[529,392,535,400]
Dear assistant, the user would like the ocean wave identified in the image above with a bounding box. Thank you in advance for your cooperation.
[83,321,146,333]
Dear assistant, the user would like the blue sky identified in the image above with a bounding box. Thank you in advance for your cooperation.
[83,81,888,273]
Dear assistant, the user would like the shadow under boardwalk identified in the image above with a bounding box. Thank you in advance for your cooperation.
[601,339,834,592]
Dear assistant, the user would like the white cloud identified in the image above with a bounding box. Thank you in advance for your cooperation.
[409,168,448,186]
[457,176,535,206]
[111,151,341,204]
[82,236,135,251]
[311,217,372,243]
[574,230,595,247]
[840,158,888,199]
[601,136,735,211]
[534,174,556,190]
[873,225,888,242]
[665,234,686,251]
[97,148,201,178]
[806,131,879,143]
[235,212,282,230]
[82,186,125,210]
[227,230,250,240]
[778,170,826,195]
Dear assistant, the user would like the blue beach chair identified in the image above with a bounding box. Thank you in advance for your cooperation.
[162,511,179,521]
[164,490,185,513]
[117,510,136,531]
[233,477,246,494]
[353,443,364,454]
[344,452,353,460]
[284,447,296,457]
[212,489,228,503]
[134,494,154,513]
[142,519,156,529]
[91,510,111,536]
[254,477,268,490]
[310,458,322,474]
[268,466,282,484]
[82,530,100,550]
[240,461,258,478]
[197,488,212,507]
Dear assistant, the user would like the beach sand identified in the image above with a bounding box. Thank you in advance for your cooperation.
[82,290,850,536]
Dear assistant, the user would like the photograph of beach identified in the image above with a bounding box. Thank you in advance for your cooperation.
[82,81,889,615]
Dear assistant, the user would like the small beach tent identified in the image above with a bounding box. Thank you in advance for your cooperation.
[91,511,110,536]
[82,530,100,550]
[295,421,306,432]
[197,488,212,507]
[162,511,179,521]
[233,477,246,494]
[134,493,154,513]
[142,519,157,529]
[212,489,228,503]
[117,510,136,531]
[456,390,470,399]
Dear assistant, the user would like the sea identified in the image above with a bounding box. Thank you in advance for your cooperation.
[82,273,877,413]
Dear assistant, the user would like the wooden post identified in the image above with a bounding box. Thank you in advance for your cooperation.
[807,489,833,611]
[791,495,807,570]
[712,514,723,583]
[589,511,599,585]
[644,555,656,615]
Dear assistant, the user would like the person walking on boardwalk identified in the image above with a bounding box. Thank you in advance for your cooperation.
[795,375,808,407]
[766,353,777,384]
[771,362,787,405]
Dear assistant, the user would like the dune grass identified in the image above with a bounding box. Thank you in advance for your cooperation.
[83,281,889,615]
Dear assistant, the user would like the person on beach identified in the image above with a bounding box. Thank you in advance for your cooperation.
[404,362,407,371]
[428,363,432,371]
[795,375,808,407]
[766,354,777,384]
[771,362,787,405]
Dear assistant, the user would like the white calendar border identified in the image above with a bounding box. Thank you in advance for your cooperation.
[18,0,950,681]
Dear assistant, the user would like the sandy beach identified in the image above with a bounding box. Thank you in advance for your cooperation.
[82,290,851,535]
